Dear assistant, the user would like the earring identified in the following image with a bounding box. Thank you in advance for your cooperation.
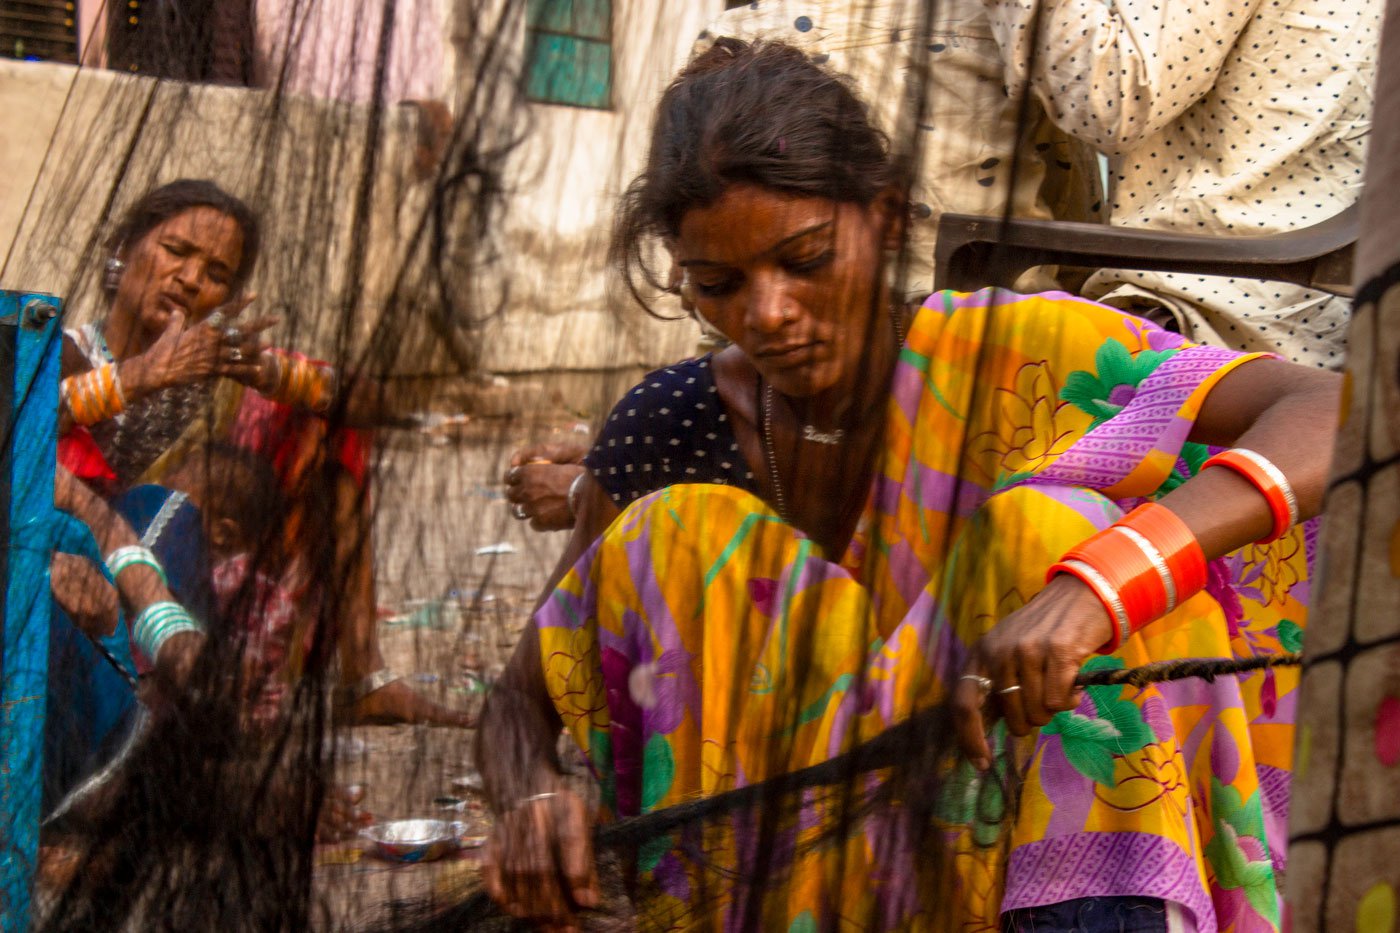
[103,255,125,292]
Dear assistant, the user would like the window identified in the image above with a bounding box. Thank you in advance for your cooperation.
[524,0,611,110]
[2,0,78,64]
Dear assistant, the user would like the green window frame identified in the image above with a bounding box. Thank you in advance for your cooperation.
[524,0,612,110]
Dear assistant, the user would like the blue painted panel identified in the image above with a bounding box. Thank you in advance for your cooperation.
[0,291,60,932]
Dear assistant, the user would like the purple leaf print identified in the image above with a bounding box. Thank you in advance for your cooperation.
[654,851,691,902]
[1260,669,1277,719]
[602,647,644,815]
[748,577,779,617]
[1206,559,1245,638]
[629,650,691,736]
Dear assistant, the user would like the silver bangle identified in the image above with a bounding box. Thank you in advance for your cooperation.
[1115,525,1178,614]
[1056,558,1131,650]
[507,791,559,813]
[566,471,587,519]
[959,673,993,693]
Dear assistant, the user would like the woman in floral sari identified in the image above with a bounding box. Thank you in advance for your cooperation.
[476,41,1338,932]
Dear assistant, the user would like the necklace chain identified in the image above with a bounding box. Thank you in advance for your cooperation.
[760,307,907,523]
[760,381,789,523]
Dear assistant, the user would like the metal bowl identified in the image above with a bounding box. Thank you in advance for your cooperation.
[360,819,463,863]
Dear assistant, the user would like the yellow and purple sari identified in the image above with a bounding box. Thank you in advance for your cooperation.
[537,291,1310,932]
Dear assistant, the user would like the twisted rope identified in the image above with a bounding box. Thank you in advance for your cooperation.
[420,653,1307,929]
[592,653,1304,845]
[1075,652,1302,688]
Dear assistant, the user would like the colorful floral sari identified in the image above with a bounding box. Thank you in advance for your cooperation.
[537,290,1311,932]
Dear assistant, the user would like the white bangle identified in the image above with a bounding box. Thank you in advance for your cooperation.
[106,545,168,586]
[504,791,559,815]
[566,471,587,519]
[131,600,203,660]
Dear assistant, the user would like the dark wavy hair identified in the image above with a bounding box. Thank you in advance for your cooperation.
[105,179,262,297]
[612,38,901,316]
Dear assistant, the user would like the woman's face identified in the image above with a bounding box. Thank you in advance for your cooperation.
[675,184,893,400]
[111,206,245,335]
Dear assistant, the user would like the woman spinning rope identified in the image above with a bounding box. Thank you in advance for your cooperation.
[476,41,1337,931]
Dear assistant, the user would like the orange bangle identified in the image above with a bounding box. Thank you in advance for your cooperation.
[1201,449,1298,543]
[1062,528,1170,626]
[1048,502,1207,654]
[1117,503,1207,598]
[1048,557,1132,654]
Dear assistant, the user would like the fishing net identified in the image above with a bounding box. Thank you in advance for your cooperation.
[0,0,1372,930]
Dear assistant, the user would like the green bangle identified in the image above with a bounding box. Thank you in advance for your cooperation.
[106,545,168,586]
[131,600,202,659]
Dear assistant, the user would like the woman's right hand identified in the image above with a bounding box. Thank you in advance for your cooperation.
[482,785,600,932]
[504,441,590,532]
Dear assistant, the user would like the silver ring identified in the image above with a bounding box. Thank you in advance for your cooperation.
[959,673,993,693]
[511,503,528,520]
[997,685,1022,695]
[223,326,242,343]
[228,348,244,363]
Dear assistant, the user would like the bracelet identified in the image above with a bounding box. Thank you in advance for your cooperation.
[262,350,336,413]
[1048,503,1207,654]
[336,667,400,706]
[1049,558,1132,653]
[1201,448,1299,543]
[130,600,203,660]
[507,791,560,814]
[566,472,586,519]
[62,363,126,425]
[105,545,168,586]
[1116,503,1207,596]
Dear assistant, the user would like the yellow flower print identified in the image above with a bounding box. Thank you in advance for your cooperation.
[1099,741,1190,817]
[971,361,1077,483]
[1236,534,1303,607]
[543,625,609,732]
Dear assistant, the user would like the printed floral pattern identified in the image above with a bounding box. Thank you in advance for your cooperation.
[536,291,1311,931]
[972,360,1079,482]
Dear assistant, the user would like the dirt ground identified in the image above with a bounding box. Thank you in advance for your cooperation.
[312,404,593,928]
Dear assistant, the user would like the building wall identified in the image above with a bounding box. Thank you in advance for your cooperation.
[0,0,718,377]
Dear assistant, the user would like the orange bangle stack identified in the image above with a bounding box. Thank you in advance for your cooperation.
[263,350,336,413]
[1047,503,1207,654]
[1201,448,1298,543]
[62,363,126,425]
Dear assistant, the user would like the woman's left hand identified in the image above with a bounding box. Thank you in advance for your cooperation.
[952,574,1114,769]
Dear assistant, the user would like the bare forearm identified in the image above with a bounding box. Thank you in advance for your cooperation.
[55,467,167,609]
[476,638,567,814]
[1171,361,1340,557]
[478,480,619,812]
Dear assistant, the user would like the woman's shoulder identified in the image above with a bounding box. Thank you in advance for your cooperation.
[607,354,719,417]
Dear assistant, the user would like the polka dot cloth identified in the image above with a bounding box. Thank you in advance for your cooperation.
[986,0,1381,368]
[584,356,757,507]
